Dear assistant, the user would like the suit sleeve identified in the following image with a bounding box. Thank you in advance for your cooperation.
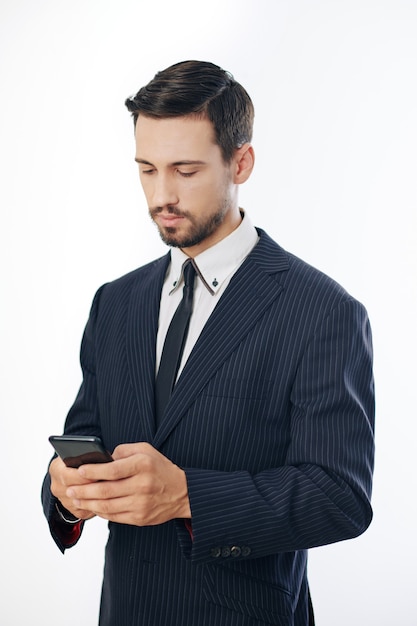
[178,298,375,563]
[41,286,105,553]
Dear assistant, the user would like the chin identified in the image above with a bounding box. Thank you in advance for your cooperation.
[159,228,184,248]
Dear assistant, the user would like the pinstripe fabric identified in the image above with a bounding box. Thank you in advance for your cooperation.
[42,229,375,626]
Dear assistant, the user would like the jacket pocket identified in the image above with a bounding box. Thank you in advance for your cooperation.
[203,564,293,625]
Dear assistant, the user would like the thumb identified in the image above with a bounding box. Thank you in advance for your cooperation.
[112,441,154,461]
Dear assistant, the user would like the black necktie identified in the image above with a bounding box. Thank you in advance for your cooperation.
[155,259,196,426]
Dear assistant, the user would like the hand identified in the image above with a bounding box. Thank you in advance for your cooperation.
[49,456,96,521]
[65,442,191,526]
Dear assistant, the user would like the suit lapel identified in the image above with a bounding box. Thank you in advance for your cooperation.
[154,230,289,447]
[126,254,170,442]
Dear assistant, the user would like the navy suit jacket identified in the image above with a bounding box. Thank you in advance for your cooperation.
[42,229,375,626]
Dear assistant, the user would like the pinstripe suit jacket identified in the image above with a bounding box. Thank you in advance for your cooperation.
[42,228,375,626]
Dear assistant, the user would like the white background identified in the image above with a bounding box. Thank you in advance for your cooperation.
[1,1,416,624]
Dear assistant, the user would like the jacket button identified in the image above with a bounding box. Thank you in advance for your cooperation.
[230,546,242,558]
[210,547,221,558]
[221,546,231,558]
[241,546,251,557]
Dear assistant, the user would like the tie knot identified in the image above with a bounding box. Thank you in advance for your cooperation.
[183,259,196,287]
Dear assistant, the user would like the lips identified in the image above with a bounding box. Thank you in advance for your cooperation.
[155,213,185,228]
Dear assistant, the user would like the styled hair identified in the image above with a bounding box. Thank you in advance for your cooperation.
[125,60,254,162]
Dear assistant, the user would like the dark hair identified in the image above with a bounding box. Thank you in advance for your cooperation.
[125,60,254,162]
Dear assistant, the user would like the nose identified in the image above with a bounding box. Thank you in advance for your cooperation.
[150,172,179,209]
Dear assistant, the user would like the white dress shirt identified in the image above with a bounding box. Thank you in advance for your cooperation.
[156,212,259,378]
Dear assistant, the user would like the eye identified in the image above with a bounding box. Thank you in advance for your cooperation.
[178,170,196,178]
[140,168,155,175]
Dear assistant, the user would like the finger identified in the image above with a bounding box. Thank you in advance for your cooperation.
[78,450,153,481]
[66,505,96,521]
[77,459,123,481]
[56,494,96,520]
[67,475,129,502]
[50,457,95,486]
[71,493,159,526]
[112,441,155,461]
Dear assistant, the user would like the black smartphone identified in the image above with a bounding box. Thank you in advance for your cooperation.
[49,435,113,468]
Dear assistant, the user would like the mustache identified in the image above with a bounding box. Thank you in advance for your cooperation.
[149,206,189,219]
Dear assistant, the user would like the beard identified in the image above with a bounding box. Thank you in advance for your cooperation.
[149,200,229,249]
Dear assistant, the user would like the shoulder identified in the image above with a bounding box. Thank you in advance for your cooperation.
[88,254,170,316]
[107,254,170,290]
[254,228,367,316]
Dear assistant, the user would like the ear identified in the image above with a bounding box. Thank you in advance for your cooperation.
[233,144,255,184]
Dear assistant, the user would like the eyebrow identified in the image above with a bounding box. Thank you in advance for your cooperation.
[135,158,207,167]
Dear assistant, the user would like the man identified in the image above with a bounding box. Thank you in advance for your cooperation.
[42,60,375,626]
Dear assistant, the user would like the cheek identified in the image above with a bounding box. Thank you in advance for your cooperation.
[139,176,153,203]
[185,176,222,206]
[175,180,200,208]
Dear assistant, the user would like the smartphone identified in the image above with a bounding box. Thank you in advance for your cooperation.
[49,435,113,468]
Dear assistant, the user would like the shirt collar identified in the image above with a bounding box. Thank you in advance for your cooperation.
[167,211,259,295]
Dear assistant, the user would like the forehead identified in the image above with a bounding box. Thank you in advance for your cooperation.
[135,115,220,163]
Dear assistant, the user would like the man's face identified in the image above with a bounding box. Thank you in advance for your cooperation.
[135,115,241,256]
